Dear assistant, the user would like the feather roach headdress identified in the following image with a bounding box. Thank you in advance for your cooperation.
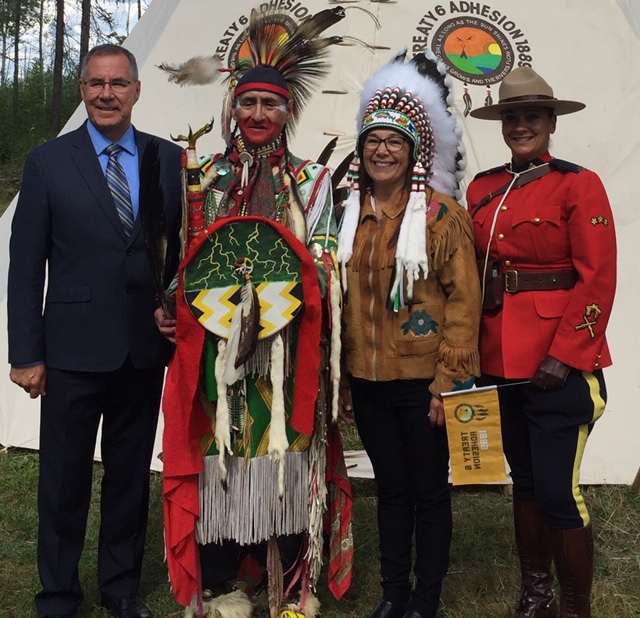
[337,50,466,307]
[159,5,347,145]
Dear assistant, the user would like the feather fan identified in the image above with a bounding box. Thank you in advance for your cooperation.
[139,139,171,316]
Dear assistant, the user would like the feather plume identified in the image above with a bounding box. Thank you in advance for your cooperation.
[225,258,262,381]
[224,303,245,385]
[411,52,448,106]
[391,48,408,64]
[331,150,354,191]
[138,139,170,315]
[411,49,467,195]
[157,54,223,86]
[294,6,346,39]
[235,280,260,368]
[221,78,237,146]
[316,136,338,166]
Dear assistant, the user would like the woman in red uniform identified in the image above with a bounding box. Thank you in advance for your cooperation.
[467,67,616,618]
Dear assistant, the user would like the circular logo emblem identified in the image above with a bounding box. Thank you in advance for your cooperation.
[432,17,515,85]
[454,403,475,423]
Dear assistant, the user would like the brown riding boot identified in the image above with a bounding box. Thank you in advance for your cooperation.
[512,500,558,618]
[551,524,594,618]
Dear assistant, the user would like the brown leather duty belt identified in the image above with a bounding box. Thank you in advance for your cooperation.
[504,268,578,294]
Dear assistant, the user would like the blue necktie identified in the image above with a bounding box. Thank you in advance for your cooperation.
[105,143,134,237]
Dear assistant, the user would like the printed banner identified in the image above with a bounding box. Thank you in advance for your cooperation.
[443,385,507,485]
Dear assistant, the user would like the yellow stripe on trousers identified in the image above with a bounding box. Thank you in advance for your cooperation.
[572,371,607,526]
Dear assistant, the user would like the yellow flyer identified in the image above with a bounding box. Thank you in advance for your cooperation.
[442,385,507,486]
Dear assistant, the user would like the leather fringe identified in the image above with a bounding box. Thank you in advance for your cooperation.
[437,342,481,377]
[196,452,310,546]
[429,202,474,272]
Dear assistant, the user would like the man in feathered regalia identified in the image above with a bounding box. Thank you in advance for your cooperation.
[156,7,352,618]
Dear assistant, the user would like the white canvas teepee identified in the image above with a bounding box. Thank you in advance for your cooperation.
[1,0,639,482]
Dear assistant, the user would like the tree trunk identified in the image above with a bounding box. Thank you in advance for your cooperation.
[11,0,20,116]
[79,0,90,77]
[51,0,64,136]
[1,23,6,86]
[0,0,6,85]
[38,0,44,64]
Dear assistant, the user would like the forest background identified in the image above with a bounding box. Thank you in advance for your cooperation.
[0,0,149,213]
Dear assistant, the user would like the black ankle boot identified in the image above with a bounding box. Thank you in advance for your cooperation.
[367,600,407,618]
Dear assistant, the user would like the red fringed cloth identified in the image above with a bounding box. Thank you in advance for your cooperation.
[162,216,322,607]
[324,419,354,599]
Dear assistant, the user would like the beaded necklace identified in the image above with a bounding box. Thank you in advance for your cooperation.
[232,137,291,221]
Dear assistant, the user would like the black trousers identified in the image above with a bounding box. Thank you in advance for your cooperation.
[478,370,607,529]
[35,359,164,617]
[351,378,452,617]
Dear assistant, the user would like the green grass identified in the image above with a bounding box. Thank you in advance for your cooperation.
[1,442,639,618]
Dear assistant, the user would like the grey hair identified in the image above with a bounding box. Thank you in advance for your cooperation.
[80,44,139,81]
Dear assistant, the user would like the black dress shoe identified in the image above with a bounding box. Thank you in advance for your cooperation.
[108,594,154,618]
[367,599,407,618]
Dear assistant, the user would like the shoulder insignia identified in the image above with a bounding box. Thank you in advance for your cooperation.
[473,164,508,180]
[550,159,585,173]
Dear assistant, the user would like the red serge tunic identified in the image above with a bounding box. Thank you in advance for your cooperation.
[466,153,616,379]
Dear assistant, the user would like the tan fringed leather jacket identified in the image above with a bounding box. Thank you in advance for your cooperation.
[342,189,481,397]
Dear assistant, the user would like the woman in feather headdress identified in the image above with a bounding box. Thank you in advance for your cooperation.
[337,51,481,618]
[157,6,353,618]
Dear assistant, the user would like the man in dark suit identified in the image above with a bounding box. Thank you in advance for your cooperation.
[7,44,182,618]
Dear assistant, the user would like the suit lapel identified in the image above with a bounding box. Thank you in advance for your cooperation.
[70,123,130,242]
[71,122,147,245]
[129,130,150,243]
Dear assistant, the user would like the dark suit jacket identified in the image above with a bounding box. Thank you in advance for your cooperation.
[8,121,182,372]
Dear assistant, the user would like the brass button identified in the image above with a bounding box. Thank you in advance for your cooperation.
[498,233,505,240]
[505,260,512,267]
[501,205,508,211]
[534,217,541,224]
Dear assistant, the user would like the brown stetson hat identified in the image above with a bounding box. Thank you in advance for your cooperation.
[470,66,585,120]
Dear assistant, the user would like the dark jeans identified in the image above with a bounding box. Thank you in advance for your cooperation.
[351,378,452,617]
[478,370,607,529]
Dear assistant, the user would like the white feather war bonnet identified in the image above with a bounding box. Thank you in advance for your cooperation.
[337,50,466,308]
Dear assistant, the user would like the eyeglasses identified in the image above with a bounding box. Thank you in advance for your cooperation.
[362,135,407,153]
[82,79,133,92]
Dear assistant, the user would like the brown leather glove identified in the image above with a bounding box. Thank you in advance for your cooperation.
[531,355,571,391]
